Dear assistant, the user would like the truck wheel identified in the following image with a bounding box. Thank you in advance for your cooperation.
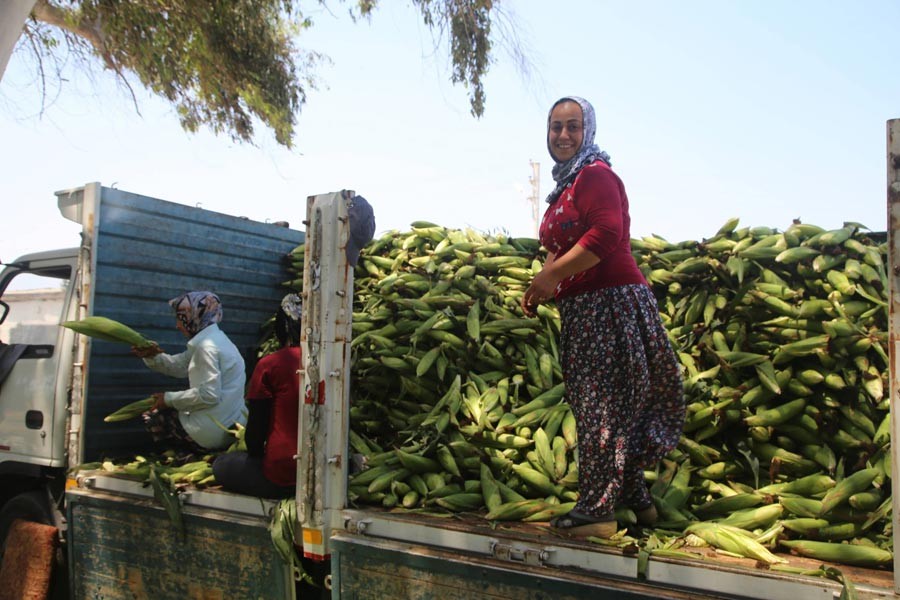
[0,490,68,600]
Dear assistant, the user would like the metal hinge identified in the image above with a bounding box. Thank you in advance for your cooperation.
[345,517,373,535]
[489,540,554,566]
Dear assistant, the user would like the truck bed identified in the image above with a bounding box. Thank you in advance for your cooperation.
[65,472,895,599]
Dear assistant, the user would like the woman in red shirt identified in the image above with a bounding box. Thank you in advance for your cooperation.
[212,294,302,498]
[523,96,685,537]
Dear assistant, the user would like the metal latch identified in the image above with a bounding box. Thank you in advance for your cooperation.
[346,517,373,535]
[489,540,553,566]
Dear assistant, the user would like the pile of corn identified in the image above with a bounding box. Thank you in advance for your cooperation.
[73,454,216,487]
[282,217,893,569]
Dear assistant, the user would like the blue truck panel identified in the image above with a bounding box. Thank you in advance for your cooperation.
[80,186,303,462]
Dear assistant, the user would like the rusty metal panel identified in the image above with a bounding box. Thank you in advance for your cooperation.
[66,489,293,600]
[887,118,900,592]
[339,509,891,599]
[331,533,711,600]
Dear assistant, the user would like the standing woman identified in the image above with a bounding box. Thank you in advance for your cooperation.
[133,291,248,454]
[522,96,685,537]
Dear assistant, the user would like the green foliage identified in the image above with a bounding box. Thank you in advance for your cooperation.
[21,0,506,146]
[422,0,493,118]
[30,0,312,147]
[356,0,494,117]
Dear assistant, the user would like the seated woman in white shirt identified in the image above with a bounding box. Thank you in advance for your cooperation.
[132,291,247,453]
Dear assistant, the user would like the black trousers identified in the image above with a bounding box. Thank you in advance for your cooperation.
[212,452,294,499]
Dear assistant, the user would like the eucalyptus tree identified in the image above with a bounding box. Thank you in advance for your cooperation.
[14,0,519,147]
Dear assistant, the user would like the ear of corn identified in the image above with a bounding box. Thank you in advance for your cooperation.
[484,499,551,521]
[716,503,783,530]
[395,449,442,474]
[779,539,892,568]
[819,468,880,517]
[62,315,155,348]
[104,397,154,422]
[757,473,836,496]
[779,496,823,519]
[685,522,787,564]
[522,501,577,523]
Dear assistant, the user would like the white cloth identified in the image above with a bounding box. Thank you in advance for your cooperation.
[143,323,247,449]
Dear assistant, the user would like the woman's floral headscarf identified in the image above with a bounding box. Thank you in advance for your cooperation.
[545,95,612,205]
[277,293,303,347]
[169,291,223,337]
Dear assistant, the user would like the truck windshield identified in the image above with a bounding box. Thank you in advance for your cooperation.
[0,270,69,346]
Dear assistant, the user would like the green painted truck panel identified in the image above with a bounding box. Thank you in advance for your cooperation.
[66,489,293,600]
[330,533,704,600]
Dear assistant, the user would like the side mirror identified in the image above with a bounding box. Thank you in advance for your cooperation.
[0,300,8,327]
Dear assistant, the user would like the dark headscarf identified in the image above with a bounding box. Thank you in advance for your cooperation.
[169,291,223,338]
[545,96,612,205]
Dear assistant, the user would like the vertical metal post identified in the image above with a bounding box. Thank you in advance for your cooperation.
[62,183,102,468]
[297,190,355,562]
[887,118,900,590]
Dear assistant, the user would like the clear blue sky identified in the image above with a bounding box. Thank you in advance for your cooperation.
[1,1,898,267]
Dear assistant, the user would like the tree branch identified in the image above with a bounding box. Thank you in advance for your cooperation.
[31,0,114,69]
[21,25,48,117]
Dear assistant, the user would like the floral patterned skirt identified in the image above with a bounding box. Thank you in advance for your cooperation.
[558,284,684,519]
[142,407,206,455]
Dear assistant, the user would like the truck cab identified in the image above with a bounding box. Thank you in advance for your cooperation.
[0,249,79,480]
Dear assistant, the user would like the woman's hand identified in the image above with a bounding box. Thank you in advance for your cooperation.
[522,246,602,316]
[151,392,167,411]
[131,342,163,359]
[522,269,559,317]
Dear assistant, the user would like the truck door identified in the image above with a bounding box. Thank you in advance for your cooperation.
[0,253,77,468]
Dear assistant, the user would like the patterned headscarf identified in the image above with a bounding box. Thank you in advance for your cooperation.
[281,293,303,322]
[169,291,223,337]
[276,293,303,347]
[545,96,612,205]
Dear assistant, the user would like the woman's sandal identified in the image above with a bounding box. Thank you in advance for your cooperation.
[550,510,617,538]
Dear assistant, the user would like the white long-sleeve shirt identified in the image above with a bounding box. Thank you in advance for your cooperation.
[143,323,247,450]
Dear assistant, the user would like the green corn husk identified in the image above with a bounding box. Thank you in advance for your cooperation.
[63,315,155,348]
[104,397,155,422]
[149,464,184,538]
[270,499,313,584]
[686,522,787,564]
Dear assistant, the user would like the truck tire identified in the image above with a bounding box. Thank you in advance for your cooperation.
[0,490,68,600]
